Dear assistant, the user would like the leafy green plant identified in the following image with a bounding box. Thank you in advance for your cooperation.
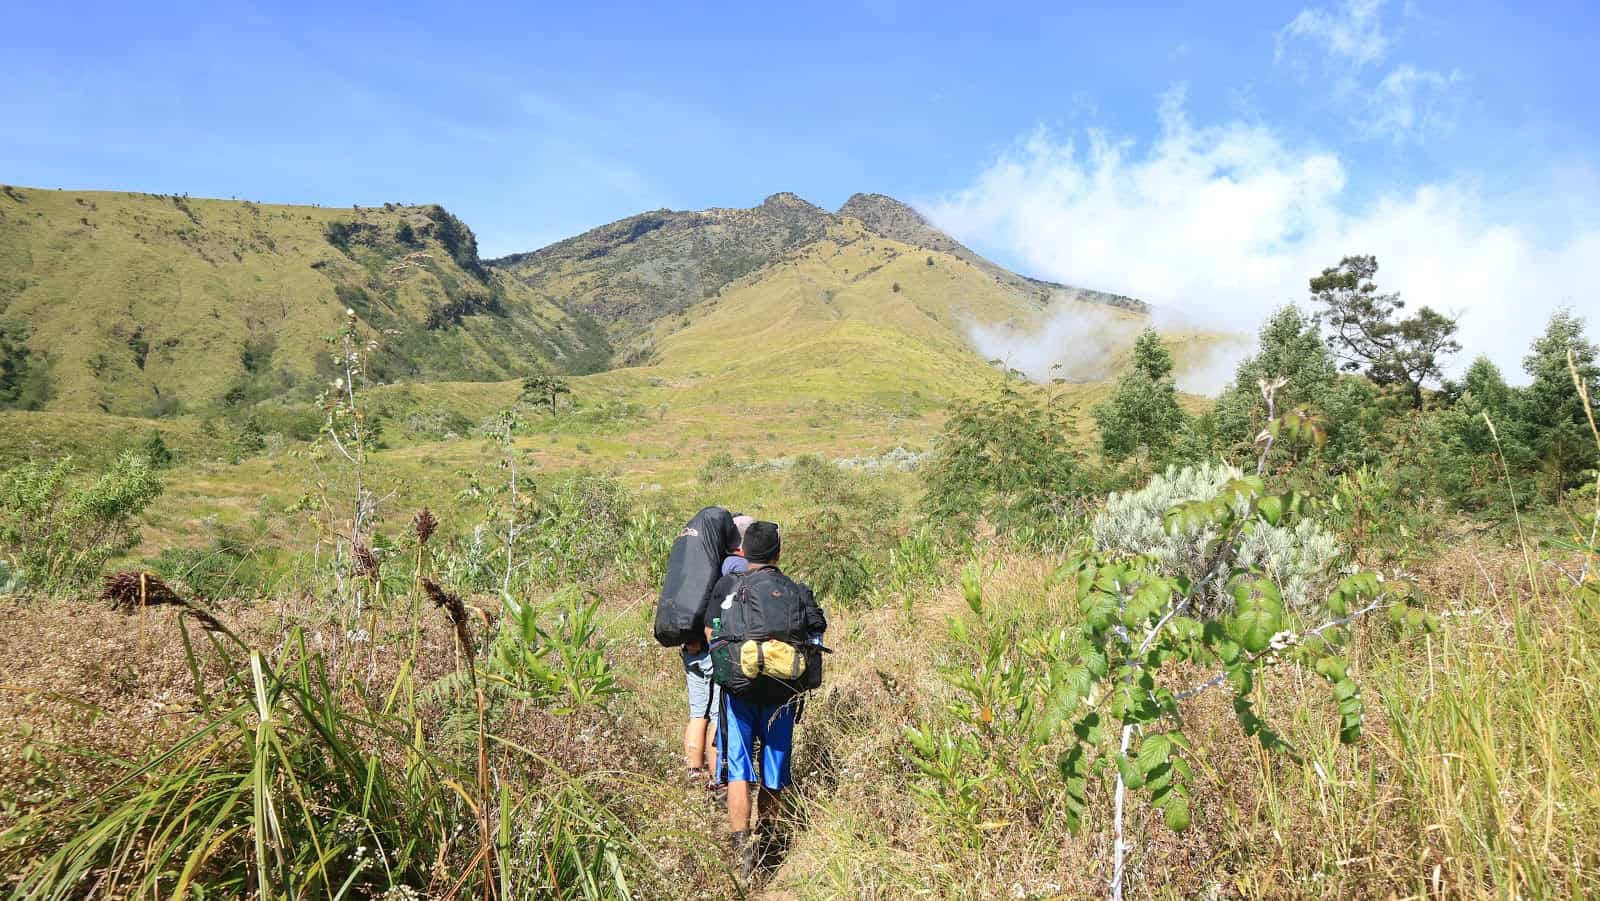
[147,518,279,599]
[486,587,622,713]
[906,386,1435,899]
[921,382,1085,543]
[886,525,943,604]
[616,508,670,586]
[1093,327,1189,467]
[1092,461,1342,614]
[698,450,736,486]
[0,452,163,590]
[787,508,878,606]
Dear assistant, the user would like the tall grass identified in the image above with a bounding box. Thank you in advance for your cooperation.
[0,586,650,899]
[1205,567,1600,899]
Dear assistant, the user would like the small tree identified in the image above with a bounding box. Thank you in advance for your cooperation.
[1212,307,1336,447]
[1094,328,1187,466]
[519,373,571,413]
[1518,310,1600,499]
[1311,255,1459,409]
[1431,356,1534,513]
[908,383,1434,901]
[0,453,164,588]
[921,382,1083,542]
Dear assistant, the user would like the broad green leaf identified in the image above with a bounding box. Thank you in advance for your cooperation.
[1163,798,1191,831]
[1257,495,1284,526]
[1137,734,1172,773]
[1231,590,1281,654]
[1115,754,1144,789]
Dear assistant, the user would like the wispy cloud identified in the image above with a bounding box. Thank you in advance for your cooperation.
[1277,0,1391,67]
[924,94,1600,388]
[1277,0,1461,145]
[1367,64,1464,144]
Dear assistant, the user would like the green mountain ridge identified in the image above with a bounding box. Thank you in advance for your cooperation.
[0,183,1188,425]
[0,187,609,417]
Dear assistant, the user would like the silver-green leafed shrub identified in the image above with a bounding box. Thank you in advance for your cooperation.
[1091,462,1341,615]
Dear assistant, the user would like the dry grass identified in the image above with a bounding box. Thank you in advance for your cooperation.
[3,527,1596,898]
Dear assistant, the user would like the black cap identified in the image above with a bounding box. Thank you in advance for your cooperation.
[742,521,781,564]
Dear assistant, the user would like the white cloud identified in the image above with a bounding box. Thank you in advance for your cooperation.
[924,98,1600,390]
[1277,0,1461,144]
[1278,0,1391,68]
[1367,64,1463,144]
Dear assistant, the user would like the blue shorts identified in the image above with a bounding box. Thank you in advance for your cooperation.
[721,694,795,790]
[683,649,720,720]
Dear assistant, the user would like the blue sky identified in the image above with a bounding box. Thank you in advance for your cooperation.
[3,0,1596,376]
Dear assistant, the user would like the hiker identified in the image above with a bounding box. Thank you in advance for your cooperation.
[697,513,754,790]
[654,506,743,787]
[723,514,755,576]
[702,521,827,876]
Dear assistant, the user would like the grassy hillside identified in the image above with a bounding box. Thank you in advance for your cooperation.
[490,192,836,345]
[0,186,608,416]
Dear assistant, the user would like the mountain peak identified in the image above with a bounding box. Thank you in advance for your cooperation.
[838,192,925,223]
[761,191,821,212]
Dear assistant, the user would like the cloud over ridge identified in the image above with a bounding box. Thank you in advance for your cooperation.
[925,93,1599,388]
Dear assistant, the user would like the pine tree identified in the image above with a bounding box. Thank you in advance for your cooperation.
[1311,255,1460,409]
[1210,306,1337,454]
[1518,311,1600,499]
[1435,355,1528,513]
[1094,328,1187,464]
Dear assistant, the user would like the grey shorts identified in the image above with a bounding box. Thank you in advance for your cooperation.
[683,648,721,719]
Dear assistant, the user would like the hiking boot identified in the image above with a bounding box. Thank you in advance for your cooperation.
[733,829,760,881]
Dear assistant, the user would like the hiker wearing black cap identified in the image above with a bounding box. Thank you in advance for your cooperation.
[700,521,827,878]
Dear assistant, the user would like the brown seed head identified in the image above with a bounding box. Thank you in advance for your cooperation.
[412,508,438,545]
[353,541,380,581]
[102,570,183,611]
[102,570,228,633]
[422,577,467,627]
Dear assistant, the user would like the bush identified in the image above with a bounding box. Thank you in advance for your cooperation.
[785,508,877,606]
[0,453,163,590]
[147,519,277,599]
[525,474,633,586]
[698,450,736,486]
[921,383,1085,544]
[1092,462,1341,615]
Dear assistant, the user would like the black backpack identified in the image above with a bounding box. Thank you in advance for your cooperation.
[653,507,739,647]
[709,567,826,703]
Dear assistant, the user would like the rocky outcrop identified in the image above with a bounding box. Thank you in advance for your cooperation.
[838,193,1147,314]
[490,189,1147,339]
[489,194,833,336]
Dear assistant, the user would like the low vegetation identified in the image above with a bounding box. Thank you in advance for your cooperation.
[1,253,1597,899]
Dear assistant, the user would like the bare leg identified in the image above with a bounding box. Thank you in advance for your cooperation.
[727,780,753,832]
[684,716,710,770]
[704,718,719,773]
[756,786,785,831]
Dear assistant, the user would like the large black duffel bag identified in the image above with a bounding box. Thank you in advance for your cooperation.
[652,506,739,647]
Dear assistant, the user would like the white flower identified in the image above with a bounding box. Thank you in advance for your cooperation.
[333,378,345,389]
[345,307,356,317]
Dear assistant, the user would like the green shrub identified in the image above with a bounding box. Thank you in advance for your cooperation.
[0,453,163,590]
[1091,462,1341,616]
[698,450,736,486]
[921,383,1084,543]
[786,508,877,606]
[147,520,278,599]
